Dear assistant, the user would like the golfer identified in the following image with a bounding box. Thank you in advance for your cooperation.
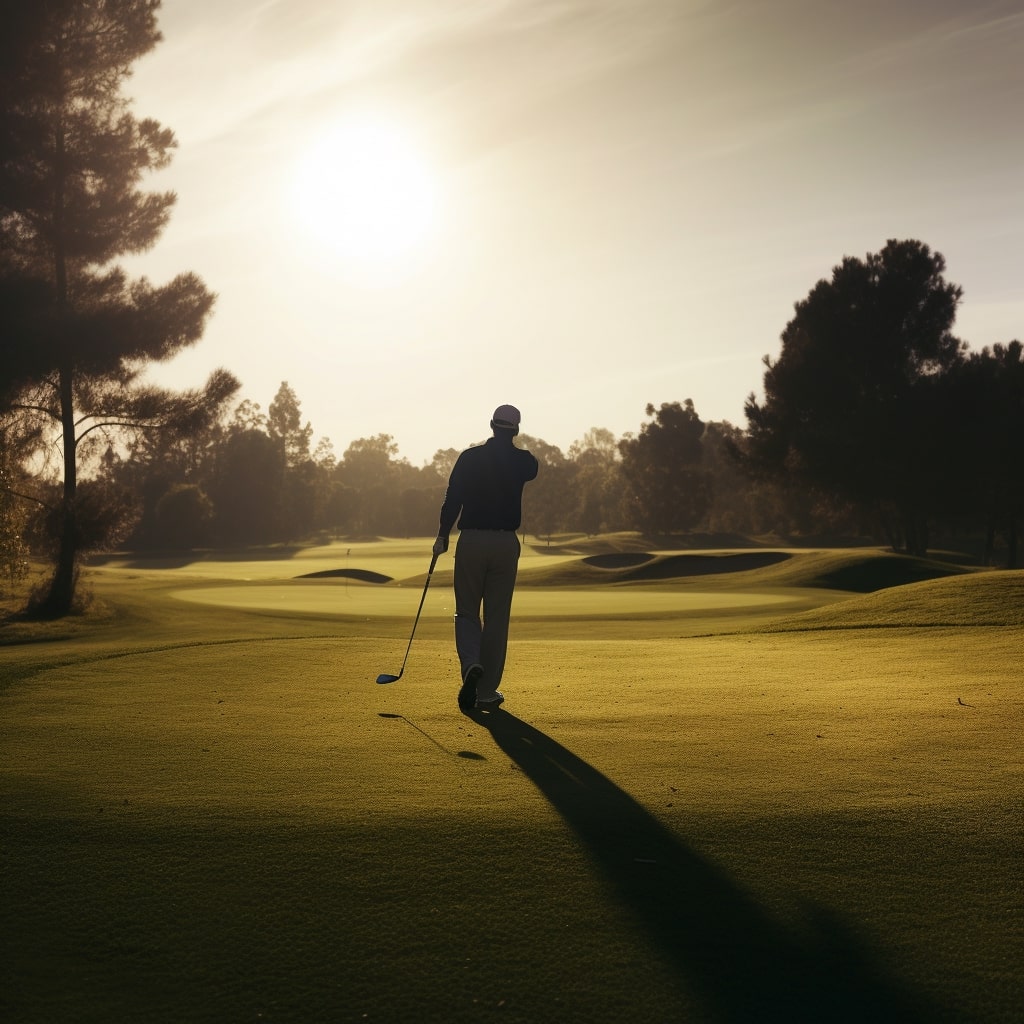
[433,405,539,712]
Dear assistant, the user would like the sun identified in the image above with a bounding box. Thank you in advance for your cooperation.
[289,113,442,281]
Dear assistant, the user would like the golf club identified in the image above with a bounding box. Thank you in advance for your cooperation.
[376,552,439,684]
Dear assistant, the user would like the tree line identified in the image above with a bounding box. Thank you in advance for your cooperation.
[43,385,799,551]
[2,2,1022,619]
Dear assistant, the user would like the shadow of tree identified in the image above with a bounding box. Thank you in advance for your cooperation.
[469,708,953,1024]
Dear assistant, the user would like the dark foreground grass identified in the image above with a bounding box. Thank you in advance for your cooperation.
[2,810,675,1024]
[4,782,1017,1024]
[2,546,1021,1023]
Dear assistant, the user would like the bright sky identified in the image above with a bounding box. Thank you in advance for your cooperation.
[123,0,1024,466]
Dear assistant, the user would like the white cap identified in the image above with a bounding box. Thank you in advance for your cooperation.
[491,404,521,429]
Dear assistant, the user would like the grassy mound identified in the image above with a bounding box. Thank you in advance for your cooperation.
[520,551,792,587]
[519,548,966,593]
[760,570,1024,630]
[525,532,655,556]
[713,550,969,592]
[803,553,970,592]
[620,551,792,581]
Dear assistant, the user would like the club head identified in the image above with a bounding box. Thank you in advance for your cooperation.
[376,673,401,684]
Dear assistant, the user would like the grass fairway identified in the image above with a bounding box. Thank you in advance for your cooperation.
[1,539,1021,1023]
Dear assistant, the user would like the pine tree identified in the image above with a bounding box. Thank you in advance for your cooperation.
[0,1,237,616]
[267,382,313,468]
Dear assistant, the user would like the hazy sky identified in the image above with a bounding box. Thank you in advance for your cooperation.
[122,0,1024,465]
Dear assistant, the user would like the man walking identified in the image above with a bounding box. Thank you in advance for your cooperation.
[433,405,539,712]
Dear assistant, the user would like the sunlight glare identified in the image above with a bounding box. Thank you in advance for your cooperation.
[289,113,441,282]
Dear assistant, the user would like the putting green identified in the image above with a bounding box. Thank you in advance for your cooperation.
[169,583,804,618]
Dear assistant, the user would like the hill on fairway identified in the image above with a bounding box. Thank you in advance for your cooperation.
[759,568,1024,630]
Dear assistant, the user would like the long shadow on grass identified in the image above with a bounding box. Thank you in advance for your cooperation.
[470,709,950,1024]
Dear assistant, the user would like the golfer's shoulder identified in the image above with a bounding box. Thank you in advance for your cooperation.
[516,446,539,478]
[456,443,487,465]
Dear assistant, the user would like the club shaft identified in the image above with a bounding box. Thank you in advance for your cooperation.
[392,552,438,677]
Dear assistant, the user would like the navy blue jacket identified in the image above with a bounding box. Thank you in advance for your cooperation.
[438,435,539,535]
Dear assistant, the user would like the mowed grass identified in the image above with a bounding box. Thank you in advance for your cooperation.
[1,540,1022,1023]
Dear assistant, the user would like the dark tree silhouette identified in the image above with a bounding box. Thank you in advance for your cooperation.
[154,483,212,550]
[208,429,286,545]
[944,341,1024,566]
[618,400,710,535]
[744,240,966,556]
[515,434,571,543]
[568,428,624,536]
[0,0,235,614]
[267,381,312,468]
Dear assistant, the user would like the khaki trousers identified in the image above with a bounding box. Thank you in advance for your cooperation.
[453,530,521,700]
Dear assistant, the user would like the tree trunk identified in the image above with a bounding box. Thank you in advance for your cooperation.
[37,114,80,618]
[37,364,78,618]
[902,509,929,558]
[39,501,78,619]
[984,514,996,566]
